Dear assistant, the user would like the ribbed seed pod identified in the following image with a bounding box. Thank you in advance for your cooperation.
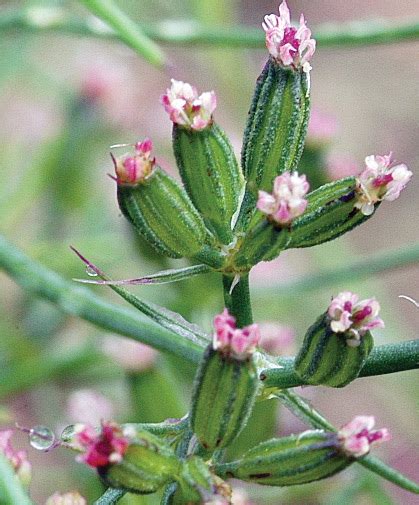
[217,431,350,486]
[236,58,310,231]
[190,346,258,451]
[117,167,223,268]
[172,123,244,244]
[294,313,374,387]
[101,430,181,494]
[286,177,375,250]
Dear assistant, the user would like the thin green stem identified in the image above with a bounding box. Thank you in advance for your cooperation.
[0,454,34,505]
[2,8,419,48]
[222,273,253,327]
[359,455,419,494]
[0,235,204,363]
[260,339,419,388]
[78,0,166,67]
[259,243,419,297]
[93,488,125,505]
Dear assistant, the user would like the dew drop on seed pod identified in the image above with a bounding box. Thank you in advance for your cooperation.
[60,425,77,443]
[29,425,55,450]
[85,266,98,277]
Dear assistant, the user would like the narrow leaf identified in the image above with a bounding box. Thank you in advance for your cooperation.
[0,454,34,505]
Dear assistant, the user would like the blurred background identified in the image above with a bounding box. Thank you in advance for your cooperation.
[0,0,418,503]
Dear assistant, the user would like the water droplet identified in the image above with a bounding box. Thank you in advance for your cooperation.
[85,266,98,277]
[29,425,55,450]
[60,425,77,443]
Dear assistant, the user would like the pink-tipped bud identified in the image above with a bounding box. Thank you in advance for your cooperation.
[0,430,32,487]
[73,421,129,468]
[262,1,316,74]
[46,492,87,505]
[114,138,155,185]
[213,309,260,360]
[355,153,412,215]
[338,416,391,458]
[257,171,309,225]
[161,79,217,131]
[328,291,384,346]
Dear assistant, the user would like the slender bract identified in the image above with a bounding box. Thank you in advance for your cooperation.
[173,123,244,244]
[217,431,350,486]
[237,58,310,230]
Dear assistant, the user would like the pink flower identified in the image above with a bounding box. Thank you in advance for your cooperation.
[46,492,87,505]
[213,309,260,360]
[258,322,295,356]
[355,153,412,215]
[0,429,31,487]
[74,421,129,468]
[102,335,158,372]
[307,108,338,144]
[328,291,384,346]
[161,79,216,131]
[262,1,315,74]
[114,138,155,185]
[67,389,114,426]
[257,171,309,225]
[338,416,391,458]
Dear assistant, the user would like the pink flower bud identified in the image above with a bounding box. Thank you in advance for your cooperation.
[74,421,129,468]
[328,291,384,346]
[0,429,31,487]
[355,153,412,215]
[114,138,155,185]
[46,492,87,505]
[262,1,316,74]
[338,416,391,458]
[161,79,216,131]
[213,309,260,360]
[257,171,309,225]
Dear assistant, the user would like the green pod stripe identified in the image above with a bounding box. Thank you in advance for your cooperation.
[173,123,244,244]
[232,219,290,271]
[117,168,219,262]
[237,58,310,231]
[190,346,258,451]
[287,178,375,249]
[295,314,374,387]
[103,437,181,494]
[219,431,350,486]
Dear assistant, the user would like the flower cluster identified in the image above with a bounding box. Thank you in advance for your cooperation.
[257,171,309,225]
[46,492,87,505]
[262,1,316,73]
[213,309,260,360]
[161,79,217,131]
[355,153,412,215]
[338,416,391,458]
[328,291,384,346]
[0,430,31,486]
[114,138,155,185]
[73,421,129,468]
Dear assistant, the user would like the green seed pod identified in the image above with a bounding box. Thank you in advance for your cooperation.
[117,167,223,267]
[176,456,215,504]
[286,177,375,250]
[237,58,310,231]
[102,430,181,494]
[295,314,374,388]
[172,123,245,244]
[217,431,351,486]
[190,345,259,451]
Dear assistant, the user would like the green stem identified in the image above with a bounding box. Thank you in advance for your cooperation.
[0,454,34,505]
[2,8,419,48]
[78,0,166,67]
[359,455,419,494]
[260,339,419,388]
[0,235,204,363]
[93,488,125,505]
[222,273,253,327]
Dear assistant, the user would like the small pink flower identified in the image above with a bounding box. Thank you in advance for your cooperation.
[338,416,391,458]
[114,138,155,185]
[102,335,158,372]
[67,389,114,426]
[74,421,129,468]
[0,429,31,487]
[355,153,412,215]
[161,79,216,131]
[46,492,87,505]
[213,309,260,360]
[262,1,315,74]
[257,171,309,225]
[328,291,384,346]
